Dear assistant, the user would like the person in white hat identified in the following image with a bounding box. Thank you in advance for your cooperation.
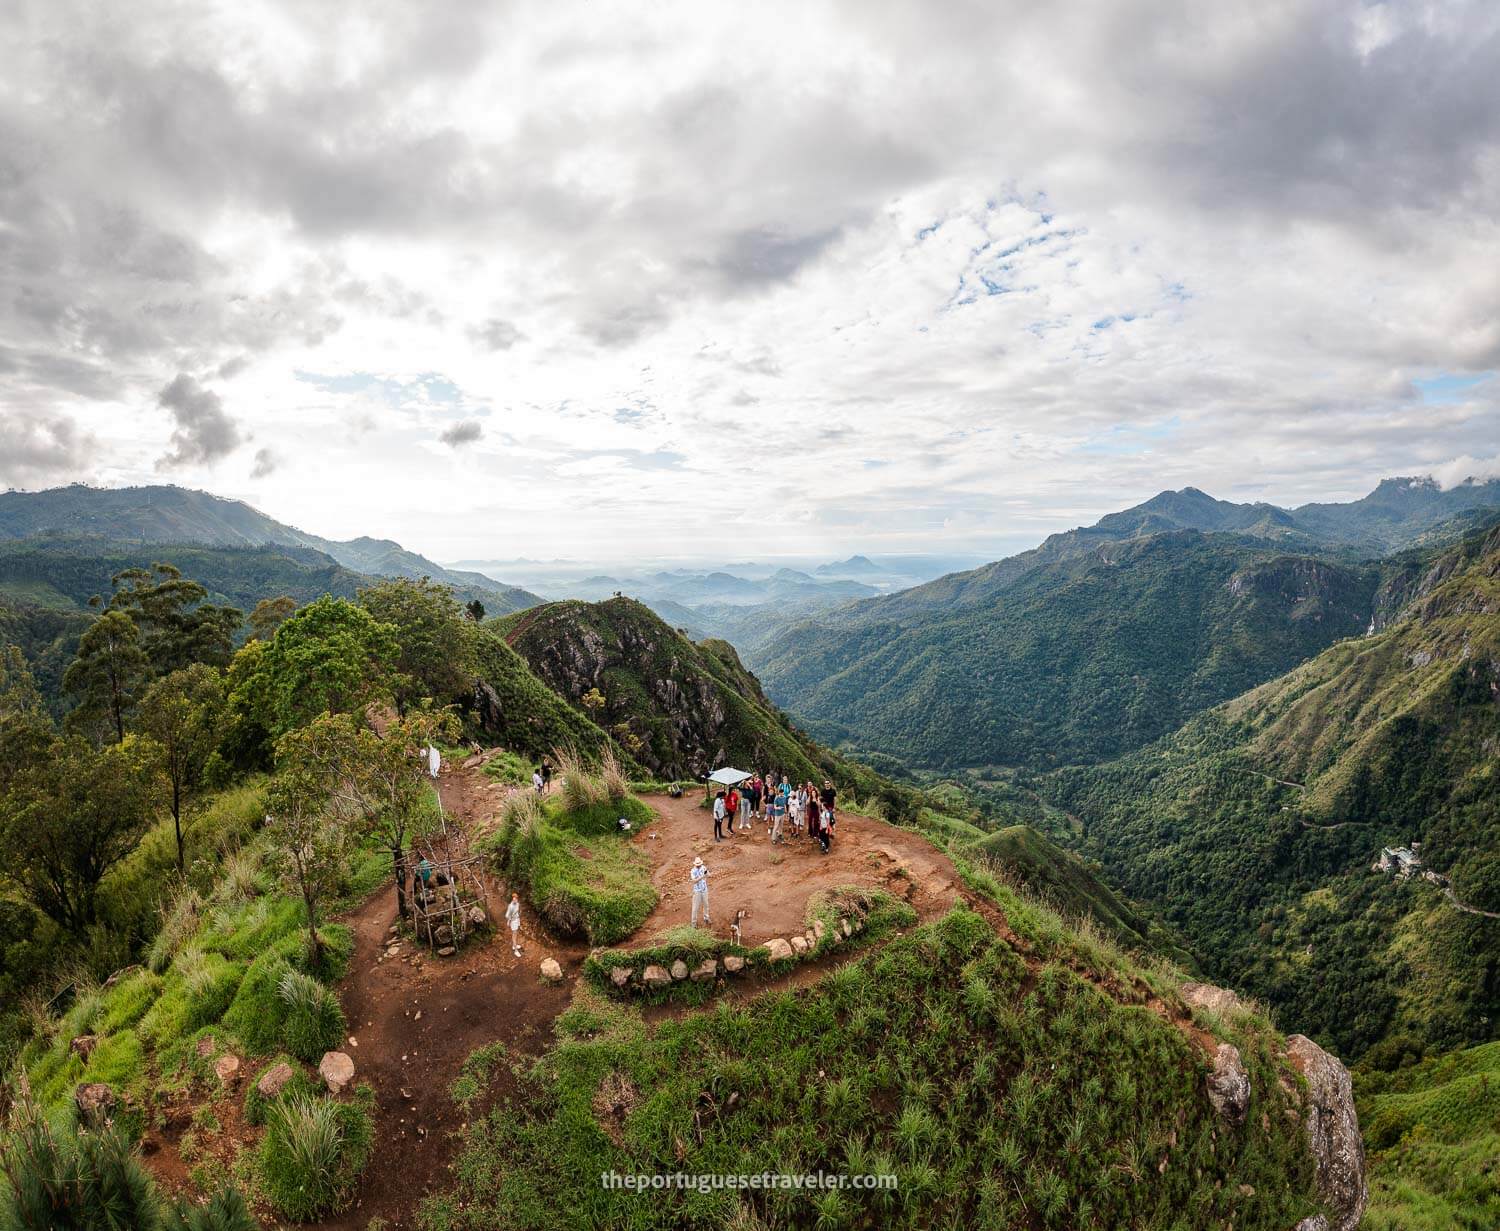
[690,856,711,928]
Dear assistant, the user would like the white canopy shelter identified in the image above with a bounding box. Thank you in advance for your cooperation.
[706,767,752,786]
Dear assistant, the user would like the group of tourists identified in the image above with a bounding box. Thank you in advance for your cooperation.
[711,774,838,855]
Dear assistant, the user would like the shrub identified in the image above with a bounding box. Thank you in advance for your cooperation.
[163,1186,257,1231]
[0,1091,161,1229]
[259,1093,373,1220]
[277,968,347,1063]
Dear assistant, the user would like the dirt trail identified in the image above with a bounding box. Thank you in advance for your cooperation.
[628,794,967,945]
[309,762,588,1231]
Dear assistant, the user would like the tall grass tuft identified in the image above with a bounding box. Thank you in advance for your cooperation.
[555,746,607,812]
[276,968,346,1063]
[260,1096,346,1220]
[598,744,630,804]
[213,847,264,905]
[149,886,204,973]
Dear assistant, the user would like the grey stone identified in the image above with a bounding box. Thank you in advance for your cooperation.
[1206,1043,1250,1122]
[1286,1035,1367,1231]
[438,945,457,957]
[539,958,563,982]
[670,959,689,981]
[690,959,718,982]
[213,1054,241,1084]
[642,964,671,988]
[764,938,794,961]
[722,954,744,974]
[609,965,632,988]
[318,1051,355,1095]
[1181,981,1243,1017]
[790,935,808,956]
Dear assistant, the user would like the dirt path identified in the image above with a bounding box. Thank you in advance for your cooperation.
[309,762,588,1231]
[627,795,968,945]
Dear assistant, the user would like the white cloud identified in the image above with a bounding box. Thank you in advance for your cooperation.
[1,0,1498,559]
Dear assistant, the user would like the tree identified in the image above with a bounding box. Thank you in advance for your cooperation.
[249,595,297,642]
[291,708,460,919]
[0,733,158,931]
[0,646,42,719]
[62,612,149,743]
[103,563,241,674]
[580,687,606,715]
[465,598,486,622]
[265,737,350,969]
[357,578,469,713]
[247,596,398,736]
[138,665,227,872]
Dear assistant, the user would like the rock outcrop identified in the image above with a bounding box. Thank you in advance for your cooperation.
[1286,1034,1367,1231]
[1206,1043,1250,1122]
[319,1051,355,1095]
[74,1082,115,1127]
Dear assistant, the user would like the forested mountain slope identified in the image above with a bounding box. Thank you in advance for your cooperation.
[757,532,1379,769]
[0,484,541,612]
[1044,521,1500,1059]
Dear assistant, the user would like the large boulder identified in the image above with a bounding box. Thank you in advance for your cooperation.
[539,958,563,983]
[256,1062,296,1100]
[670,959,689,982]
[1181,981,1243,1016]
[642,964,671,989]
[690,959,718,983]
[722,954,745,974]
[1206,1043,1250,1122]
[763,938,794,962]
[1285,1035,1367,1231]
[74,1083,115,1127]
[318,1051,355,1095]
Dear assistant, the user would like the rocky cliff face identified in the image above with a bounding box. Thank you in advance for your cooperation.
[1182,984,1368,1231]
[502,598,824,780]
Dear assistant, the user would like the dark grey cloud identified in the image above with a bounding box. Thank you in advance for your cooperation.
[250,446,279,478]
[156,374,242,468]
[439,419,483,447]
[468,318,523,350]
[0,411,96,486]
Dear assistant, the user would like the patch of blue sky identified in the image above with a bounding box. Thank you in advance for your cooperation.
[1414,372,1493,404]
[1079,417,1181,457]
[295,369,464,406]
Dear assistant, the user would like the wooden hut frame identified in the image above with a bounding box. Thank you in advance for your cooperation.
[403,822,491,951]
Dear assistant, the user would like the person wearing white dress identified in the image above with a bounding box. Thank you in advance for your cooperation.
[506,892,522,956]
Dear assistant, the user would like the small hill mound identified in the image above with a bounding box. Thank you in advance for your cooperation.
[498,596,842,781]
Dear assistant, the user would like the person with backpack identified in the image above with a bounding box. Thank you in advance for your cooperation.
[713,789,728,841]
[820,780,837,843]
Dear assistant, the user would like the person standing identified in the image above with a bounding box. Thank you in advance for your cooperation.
[725,785,740,836]
[690,856,711,927]
[713,790,728,841]
[738,784,752,832]
[505,892,522,956]
[820,780,837,843]
[540,760,553,794]
[532,767,544,796]
[770,784,786,844]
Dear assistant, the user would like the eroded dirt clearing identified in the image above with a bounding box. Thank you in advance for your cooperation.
[627,792,968,944]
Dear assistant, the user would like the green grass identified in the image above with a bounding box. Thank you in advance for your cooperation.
[486,792,658,945]
[423,907,1321,1230]
[1357,1041,1500,1230]
[450,1042,509,1109]
[258,1089,375,1220]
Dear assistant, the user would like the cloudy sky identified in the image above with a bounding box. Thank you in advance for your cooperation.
[3,0,1498,563]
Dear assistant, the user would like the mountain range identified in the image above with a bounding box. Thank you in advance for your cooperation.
[0,484,541,613]
[751,476,1500,769]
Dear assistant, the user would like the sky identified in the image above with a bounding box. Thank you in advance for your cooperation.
[2,0,1499,564]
